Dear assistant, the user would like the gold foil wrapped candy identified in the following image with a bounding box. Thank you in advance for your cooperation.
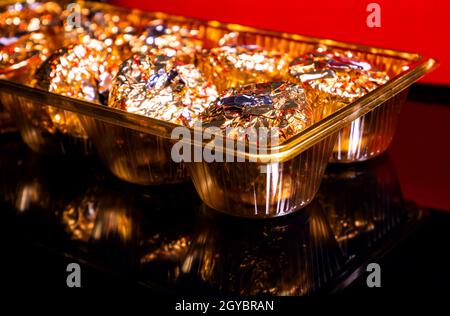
[198,45,290,92]
[0,32,55,82]
[36,36,121,102]
[61,6,144,54]
[34,36,123,138]
[288,50,389,102]
[0,1,62,37]
[192,82,320,213]
[108,53,218,127]
[130,22,203,63]
[201,82,313,143]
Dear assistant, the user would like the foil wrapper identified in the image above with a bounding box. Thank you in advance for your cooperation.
[61,6,144,52]
[130,22,202,63]
[34,36,123,137]
[109,53,218,127]
[36,38,105,102]
[0,32,55,82]
[289,51,389,102]
[198,45,291,92]
[35,35,122,103]
[0,1,62,37]
[201,82,313,143]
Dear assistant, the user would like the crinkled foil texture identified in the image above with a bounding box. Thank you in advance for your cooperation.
[0,1,63,81]
[0,3,393,145]
[0,32,55,81]
[288,51,389,102]
[201,82,313,143]
[34,36,123,137]
[130,22,203,63]
[0,1,62,37]
[35,36,122,102]
[109,53,218,127]
[198,45,291,93]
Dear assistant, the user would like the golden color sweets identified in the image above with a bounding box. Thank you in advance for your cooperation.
[61,6,145,54]
[288,50,389,102]
[108,53,218,127]
[35,36,123,104]
[201,82,313,144]
[198,45,291,93]
[130,22,203,63]
[34,37,123,137]
[0,32,56,82]
[0,1,62,37]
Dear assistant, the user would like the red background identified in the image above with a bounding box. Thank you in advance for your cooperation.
[111,0,449,85]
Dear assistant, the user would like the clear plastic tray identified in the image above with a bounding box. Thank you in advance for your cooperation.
[0,1,437,215]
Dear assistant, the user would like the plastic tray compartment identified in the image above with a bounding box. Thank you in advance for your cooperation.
[0,1,437,191]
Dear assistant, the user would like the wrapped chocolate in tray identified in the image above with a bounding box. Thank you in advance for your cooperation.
[198,43,290,93]
[0,1,62,37]
[188,82,338,217]
[288,48,407,162]
[0,1,437,217]
[3,35,124,155]
[80,52,217,184]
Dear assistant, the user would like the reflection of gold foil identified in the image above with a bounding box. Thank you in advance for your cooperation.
[317,155,405,258]
[62,191,135,243]
[91,209,133,242]
[109,53,217,127]
[198,45,290,92]
[62,194,98,242]
[141,236,190,263]
[183,204,341,295]
[288,50,389,102]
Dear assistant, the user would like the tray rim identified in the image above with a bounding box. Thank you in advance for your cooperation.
[0,0,439,162]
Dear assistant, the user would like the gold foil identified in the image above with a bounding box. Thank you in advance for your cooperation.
[34,36,123,137]
[36,35,124,102]
[0,1,62,37]
[201,82,313,143]
[288,50,389,102]
[198,45,291,92]
[36,38,103,102]
[109,53,218,127]
[0,32,55,82]
[61,6,144,53]
[130,22,203,63]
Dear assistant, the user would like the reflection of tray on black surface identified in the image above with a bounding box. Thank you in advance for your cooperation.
[0,132,426,294]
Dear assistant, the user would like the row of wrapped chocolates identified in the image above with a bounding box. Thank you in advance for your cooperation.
[0,1,410,217]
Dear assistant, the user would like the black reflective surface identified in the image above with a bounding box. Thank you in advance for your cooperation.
[0,132,426,294]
